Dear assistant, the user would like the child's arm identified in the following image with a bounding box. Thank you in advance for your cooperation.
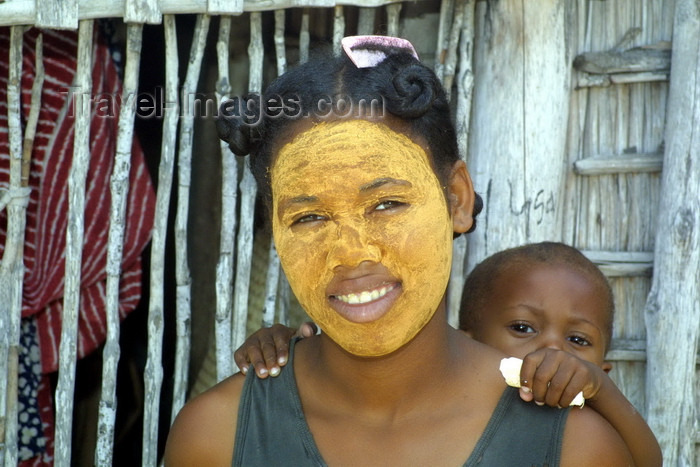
[233,322,316,377]
[518,348,662,467]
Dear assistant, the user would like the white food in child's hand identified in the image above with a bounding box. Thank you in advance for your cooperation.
[499,357,585,407]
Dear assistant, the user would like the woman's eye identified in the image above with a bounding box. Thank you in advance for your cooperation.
[292,214,326,226]
[567,335,591,347]
[509,323,535,334]
[374,200,406,211]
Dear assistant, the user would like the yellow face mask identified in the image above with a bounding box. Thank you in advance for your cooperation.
[271,120,453,357]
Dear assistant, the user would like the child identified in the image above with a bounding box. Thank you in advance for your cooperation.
[236,242,661,467]
[165,37,632,466]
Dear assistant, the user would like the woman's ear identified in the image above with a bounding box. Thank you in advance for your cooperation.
[602,361,613,373]
[448,160,476,234]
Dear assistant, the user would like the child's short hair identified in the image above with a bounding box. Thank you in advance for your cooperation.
[215,38,482,231]
[459,242,615,351]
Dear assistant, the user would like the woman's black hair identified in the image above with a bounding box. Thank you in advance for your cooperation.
[216,41,483,233]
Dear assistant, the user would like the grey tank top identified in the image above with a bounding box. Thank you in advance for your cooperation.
[233,339,570,467]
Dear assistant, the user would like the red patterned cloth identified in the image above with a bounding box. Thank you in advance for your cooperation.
[0,25,156,464]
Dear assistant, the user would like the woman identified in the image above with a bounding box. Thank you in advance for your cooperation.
[164,36,633,466]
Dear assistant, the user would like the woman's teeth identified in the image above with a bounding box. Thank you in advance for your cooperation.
[335,285,395,304]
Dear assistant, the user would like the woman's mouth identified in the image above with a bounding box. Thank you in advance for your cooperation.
[333,284,396,305]
[328,283,401,323]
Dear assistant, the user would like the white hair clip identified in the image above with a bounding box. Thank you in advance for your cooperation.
[341,35,419,69]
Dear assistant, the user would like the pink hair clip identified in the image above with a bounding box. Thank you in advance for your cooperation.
[341,35,419,68]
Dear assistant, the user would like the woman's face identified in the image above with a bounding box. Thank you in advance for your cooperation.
[271,120,455,357]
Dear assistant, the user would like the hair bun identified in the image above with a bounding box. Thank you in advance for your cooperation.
[382,61,439,118]
[467,193,484,234]
[216,95,262,156]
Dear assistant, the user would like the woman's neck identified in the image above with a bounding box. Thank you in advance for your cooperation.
[295,311,467,418]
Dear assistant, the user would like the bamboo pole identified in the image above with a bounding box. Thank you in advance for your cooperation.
[357,7,375,35]
[261,10,288,328]
[54,20,94,467]
[299,8,310,64]
[94,22,143,466]
[447,0,474,327]
[0,25,32,467]
[170,13,210,427]
[435,0,455,79]
[151,13,180,423]
[385,3,401,37]
[232,12,262,350]
[644,1,700,464]
[215,15,235,382]
[333,6,344,56]
[442,0,466,100]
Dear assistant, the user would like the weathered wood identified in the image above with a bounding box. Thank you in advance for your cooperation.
[644,0,700,464]
[332,5,344,56]
[170,11,210,439]
[441,0,465,97]
[215,15,235,382]
[434,0,454,80]
[54,20,93,467]
[125,0,161,23]
[576,71,669,89]
[0,0,413,27]
[581,250,654,277]
[94,22,142,466]
[35,0,77,28]
[357,7,375,35]
[467,0,570,269]
[385,2,401,37]
[447,0,474,327]
[574,46,671,75]
[22,33,42,187]
[0,25,30,467]
[574,153,663,175]
[207,0,243,15]
[299,8,310,64]
[232,12,262,349]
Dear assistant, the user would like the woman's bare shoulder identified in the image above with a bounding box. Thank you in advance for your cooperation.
[164,373,247,467]
[561,406,635,467]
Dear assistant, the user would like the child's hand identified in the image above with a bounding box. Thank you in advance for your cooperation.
[517,348,605,408]
[233,322,317,378]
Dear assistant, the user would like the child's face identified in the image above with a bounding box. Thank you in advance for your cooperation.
[271,120,455,357]
[468,262,611,369]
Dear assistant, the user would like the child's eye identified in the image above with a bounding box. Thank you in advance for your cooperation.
[374,200,406,211]
[292,213,327,226]
[567,335,591,347]
[508,322,535,334]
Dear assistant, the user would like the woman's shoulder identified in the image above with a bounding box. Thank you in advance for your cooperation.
[560,405,634,466]
[164,373,247,467]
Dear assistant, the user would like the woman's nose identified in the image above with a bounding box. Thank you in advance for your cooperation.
[327,221,381,270]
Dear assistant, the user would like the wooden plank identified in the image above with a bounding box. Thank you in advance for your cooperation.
[385,2,401,37]
[214,15,235,382]
[573,46,671,75]
[434,0,454,80]
[332,5,344,56]
[447,0,475,327]
[124,0,161,24]
[467,0,570,269]
[581,250,654,277]
[644,0,700,464]
[576,71,669,89]
[441,0,465,97]
[0,25,32,467]
[0,0,415,27]
[54,20,93,467]
[207,0,243,15]
[35,0,78,28]
[94,23,143,466]
[574,153,663,175]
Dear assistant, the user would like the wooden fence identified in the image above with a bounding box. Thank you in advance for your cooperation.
[0,0,698,466]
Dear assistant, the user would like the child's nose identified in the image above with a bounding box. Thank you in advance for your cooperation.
[327,221,381,269]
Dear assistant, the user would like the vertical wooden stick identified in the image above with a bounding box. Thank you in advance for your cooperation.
[94,22,143,466]
[299,8,310,64]
[232,12,262,349]
[385,3,402,37]
[0,25,31,467]
[54,20,94,467]
[215,15,235,382]
[333,6,345,56]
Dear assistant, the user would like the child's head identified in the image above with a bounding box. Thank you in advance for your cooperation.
[460,242,614,369]
[216,36,481,357]
[216,36,482,228]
